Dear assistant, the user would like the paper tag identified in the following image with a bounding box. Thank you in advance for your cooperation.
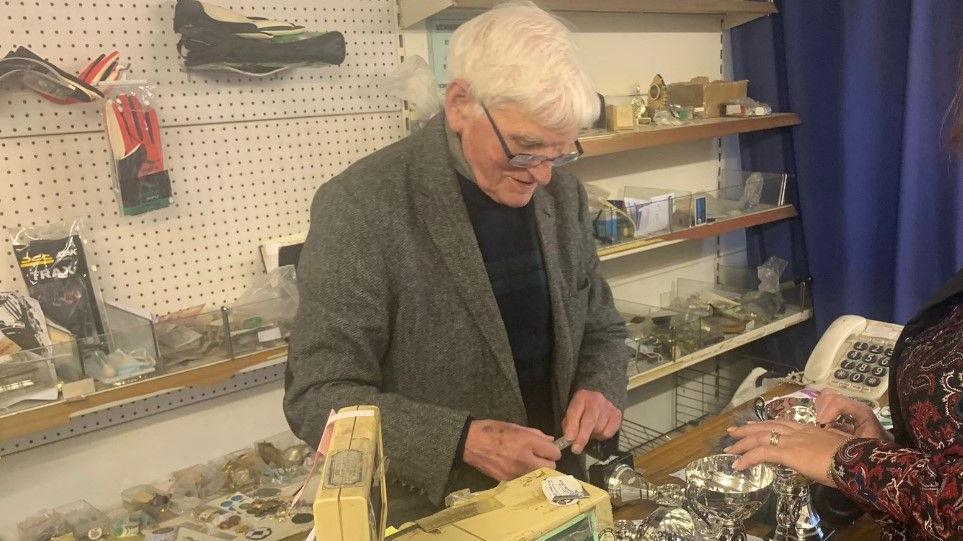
[257,326,282,343]
[541,475,588,506]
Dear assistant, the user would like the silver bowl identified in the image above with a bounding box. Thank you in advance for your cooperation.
[685,454,774,538]
[753,396,817,424]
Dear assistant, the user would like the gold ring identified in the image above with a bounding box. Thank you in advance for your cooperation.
[769,429,781,447]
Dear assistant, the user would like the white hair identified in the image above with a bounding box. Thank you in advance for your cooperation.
[447,1,599,133]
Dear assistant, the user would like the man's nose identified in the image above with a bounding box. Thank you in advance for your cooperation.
[528,161,552,184]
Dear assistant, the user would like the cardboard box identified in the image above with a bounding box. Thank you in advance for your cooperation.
[667,77,749,118]
[606,104,635,131]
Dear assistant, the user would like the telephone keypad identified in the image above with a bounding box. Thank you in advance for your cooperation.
[865,376,882,387]
[863,354,879,364]
[846,350,863,361]
[885,347,894,356]
[849,372,865,384]
[834,369,851,380]
[871,366,888,377]
[879,357,891,367]
[868,344,885,355]
[841,360,856,370]
[856,362,870,373]
[853,341,869,351]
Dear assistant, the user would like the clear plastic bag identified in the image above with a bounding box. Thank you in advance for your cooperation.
[17,510,71,541]
[229,266,299,350]
[11,221,107,357]
[386,55,442,128]
[54,501,111,541]
[102,82,173,216]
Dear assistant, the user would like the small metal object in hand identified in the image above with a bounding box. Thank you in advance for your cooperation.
[553,436,572,451]
[769,429,780,447]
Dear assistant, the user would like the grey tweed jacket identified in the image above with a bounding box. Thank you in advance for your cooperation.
[283,113,627,508]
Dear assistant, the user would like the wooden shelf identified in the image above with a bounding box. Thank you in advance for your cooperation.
[627,308,812,390]
[580,114,800,158]
[400,0,778,29]
[597,204,798,261]
[0,346,288,441]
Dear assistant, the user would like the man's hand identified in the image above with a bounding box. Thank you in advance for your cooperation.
[815,388,893,441]
[562,389,621,454]
[463,420,562,481]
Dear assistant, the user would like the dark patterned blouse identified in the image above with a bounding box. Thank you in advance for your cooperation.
[831,303,963,540]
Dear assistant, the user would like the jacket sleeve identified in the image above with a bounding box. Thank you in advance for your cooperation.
[570,180,629,410]
[283,181,470,505]
[832,438,963,539]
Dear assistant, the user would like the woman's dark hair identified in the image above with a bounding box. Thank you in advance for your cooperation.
[948,55,963,152]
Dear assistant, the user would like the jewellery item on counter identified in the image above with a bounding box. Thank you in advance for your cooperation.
[245,528,272,540]
[769,429,781,447]
[290,513,313,525]
[257,442,288,470]
[213,514,241,530]
[145,527,178,541]
[254,488,281,498]
[223,452,261,493]
[193,507,219,523]
[113,520,141,537]
[86,528,103,541]
[245,499,286,518]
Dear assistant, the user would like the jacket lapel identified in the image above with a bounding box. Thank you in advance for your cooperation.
[409,116,523,403]
[533,188,577,416]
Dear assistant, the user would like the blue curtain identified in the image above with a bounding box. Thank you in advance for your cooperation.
[732,0,963,333]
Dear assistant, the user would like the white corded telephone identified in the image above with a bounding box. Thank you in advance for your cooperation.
[803,315,904,400]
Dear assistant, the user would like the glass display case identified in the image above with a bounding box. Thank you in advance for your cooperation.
[592,188,693,246]
[692,170,789,224]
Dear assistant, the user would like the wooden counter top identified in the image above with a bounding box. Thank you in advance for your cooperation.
[613,383,882,540]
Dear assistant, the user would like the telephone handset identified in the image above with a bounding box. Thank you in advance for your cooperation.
[803,315,904,400]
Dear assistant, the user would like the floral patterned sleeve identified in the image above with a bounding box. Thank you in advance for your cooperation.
[830,304,963,540]
[831,438,963,539]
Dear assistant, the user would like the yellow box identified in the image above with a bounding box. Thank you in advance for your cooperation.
[313,405,386,541]
[387,468,614,541]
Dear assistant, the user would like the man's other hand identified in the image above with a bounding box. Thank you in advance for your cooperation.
[562,389,621,454]
[463,419,562,480]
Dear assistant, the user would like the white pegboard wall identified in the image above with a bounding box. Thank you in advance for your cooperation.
[1,0,401,135]
[0,357,286,456]
[0,0,406,313]
[1,111,405,312]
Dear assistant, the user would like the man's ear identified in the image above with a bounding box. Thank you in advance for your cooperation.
[444,79,472,134]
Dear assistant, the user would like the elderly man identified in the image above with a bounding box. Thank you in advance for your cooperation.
[284,2,627,523]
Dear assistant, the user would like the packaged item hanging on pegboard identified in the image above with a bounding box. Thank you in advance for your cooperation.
[102,81,173,216]
[11,221,108,359]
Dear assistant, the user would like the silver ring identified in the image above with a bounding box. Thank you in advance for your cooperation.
[769,429,781,447]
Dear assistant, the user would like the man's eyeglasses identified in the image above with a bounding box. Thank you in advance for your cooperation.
[482,105,583,168]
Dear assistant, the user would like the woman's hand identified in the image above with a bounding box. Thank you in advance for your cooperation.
[725,420,853,486]
[815,388,893,441]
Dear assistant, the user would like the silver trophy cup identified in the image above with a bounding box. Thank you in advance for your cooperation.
[753,396,829,541]
[684,454,774,541]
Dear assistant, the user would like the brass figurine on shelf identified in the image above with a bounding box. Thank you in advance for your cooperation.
[630,85,651,125]
[647,74,669,116]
